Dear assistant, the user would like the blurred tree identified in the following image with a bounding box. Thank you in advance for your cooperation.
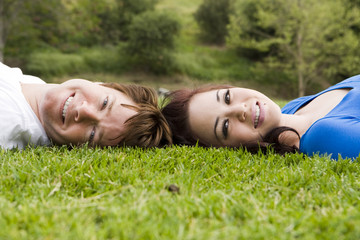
[124,11,180,74]
[4,0,65,64]
[0,0,25,62]
[99,0,158,43]
[60,0,109,48]
[346,0,360,36]
[348,0,360,7]
[228,0,360,96]
[194,0,234,45]
[25,0,66,47]
[61,0,158,46]
[3,0,160,70]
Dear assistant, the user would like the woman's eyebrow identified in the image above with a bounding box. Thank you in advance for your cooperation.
[214,116,220,140]
[214,90,221,141]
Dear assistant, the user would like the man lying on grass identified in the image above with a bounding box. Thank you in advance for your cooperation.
[0,62,172,149]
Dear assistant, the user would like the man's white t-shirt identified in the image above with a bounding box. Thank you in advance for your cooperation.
[0,62,50,149]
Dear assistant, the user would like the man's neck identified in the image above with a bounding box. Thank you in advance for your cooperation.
[21,83,54,120]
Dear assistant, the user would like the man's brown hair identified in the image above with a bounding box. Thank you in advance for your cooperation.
[101,82,172,147]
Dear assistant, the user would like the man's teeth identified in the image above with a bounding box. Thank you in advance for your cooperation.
[62,96,74,120]
[254,104,260,128]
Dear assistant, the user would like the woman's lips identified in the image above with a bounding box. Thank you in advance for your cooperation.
[257,102,265,128]
[254,103,260,128]
[253,101,265,129]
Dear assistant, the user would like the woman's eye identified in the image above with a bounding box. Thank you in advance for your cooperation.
[224,89,230,104]
[102,97,108,109]
[89,128,96,143]
[222,119,229,139]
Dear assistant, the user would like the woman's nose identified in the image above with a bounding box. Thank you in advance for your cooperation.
[75,101,99,122]
[229,103,247,122]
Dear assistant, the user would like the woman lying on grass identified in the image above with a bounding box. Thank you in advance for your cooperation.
[0,62,171,149]
[162,75,360,160]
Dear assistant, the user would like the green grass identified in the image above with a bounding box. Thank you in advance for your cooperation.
[1,146,360,239]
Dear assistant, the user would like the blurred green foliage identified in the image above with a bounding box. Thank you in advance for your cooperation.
[3,0,66,61]
[124,11,180,74]
[194,0,234,45]
[227,0,360,96]
[97,0,159,43]
[3,0,160,62]
[26,51,88,77]
[1,0,360,97]
[25,46,125,77]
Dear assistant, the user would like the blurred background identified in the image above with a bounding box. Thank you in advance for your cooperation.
[1,0,360,99]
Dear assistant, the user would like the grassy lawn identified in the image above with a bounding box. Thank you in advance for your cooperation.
[1,146,360,239]
[5,1,358,238]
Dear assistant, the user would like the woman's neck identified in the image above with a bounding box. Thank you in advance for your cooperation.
[279,88,350,148]
[279,114,310,148]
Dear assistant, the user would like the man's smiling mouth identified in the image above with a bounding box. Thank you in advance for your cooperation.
[62,96,74,122]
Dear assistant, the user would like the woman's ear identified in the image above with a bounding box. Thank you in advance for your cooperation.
[278,130,300,148]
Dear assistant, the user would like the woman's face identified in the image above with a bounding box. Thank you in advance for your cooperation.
[188,87,283,147]
[38,79,137,146]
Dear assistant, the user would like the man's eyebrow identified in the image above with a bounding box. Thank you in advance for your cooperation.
[98,96,115,145]
[98,128,105,146]
[108,96,114,113]
[214,116,220,141]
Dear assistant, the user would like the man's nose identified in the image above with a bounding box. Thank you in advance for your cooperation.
[75,101,99,122]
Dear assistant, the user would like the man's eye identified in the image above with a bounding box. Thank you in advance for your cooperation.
[222,119,229,139]
[89,128,96,143]
[102,97,108,109]
[224,89,230,104]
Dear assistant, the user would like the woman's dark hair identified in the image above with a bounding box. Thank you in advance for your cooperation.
[161,86,299,155]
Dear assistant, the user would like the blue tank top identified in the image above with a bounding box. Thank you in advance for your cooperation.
[282,75,360,160]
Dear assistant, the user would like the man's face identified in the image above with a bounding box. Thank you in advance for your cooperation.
[38,79,137,146]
